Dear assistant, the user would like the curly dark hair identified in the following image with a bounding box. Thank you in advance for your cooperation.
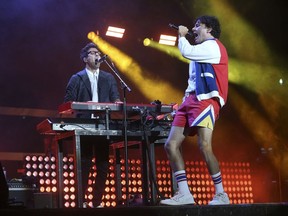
[196,15,221,39]
[79,42,99,62]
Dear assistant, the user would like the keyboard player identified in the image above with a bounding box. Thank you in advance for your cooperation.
[63,42,121,208]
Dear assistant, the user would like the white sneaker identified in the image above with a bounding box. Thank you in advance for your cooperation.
[160,193,195,206]
[208,192,230,205]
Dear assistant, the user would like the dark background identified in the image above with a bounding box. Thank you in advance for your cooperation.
[0,0,287,202]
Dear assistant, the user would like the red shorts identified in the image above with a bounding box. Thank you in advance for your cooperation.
[172,93,220,134]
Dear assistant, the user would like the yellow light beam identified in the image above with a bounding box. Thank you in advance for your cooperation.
[143,38,189,64]
[229,58,286,94]
[229,86,282,172]
[190,0,273,64]
[88,32,183,104]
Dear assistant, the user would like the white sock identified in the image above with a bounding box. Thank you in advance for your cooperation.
[174,170,190,195]
[211,172,224,194]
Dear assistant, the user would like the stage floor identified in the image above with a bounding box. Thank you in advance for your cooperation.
[1,203,288,216]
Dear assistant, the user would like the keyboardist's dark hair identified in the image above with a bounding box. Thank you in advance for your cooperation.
[80,42,99,62]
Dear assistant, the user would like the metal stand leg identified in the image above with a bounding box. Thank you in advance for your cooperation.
[141,139,149,205]
[56,137,64,208]
[74,134,83,208]
[114,148,122,205]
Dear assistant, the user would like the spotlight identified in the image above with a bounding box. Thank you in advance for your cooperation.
[159,34,177,46]
[106,26,125,38]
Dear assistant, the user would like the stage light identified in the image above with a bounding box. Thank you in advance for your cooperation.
[24,152,255,207]
[38,156,43,162]
[106,26,125,38]
[155,159,254,204]
[44,156,50,162]
[32,171,38,177]
[143,38,151,46]
[46,187,51,192]
[159,34,177,46]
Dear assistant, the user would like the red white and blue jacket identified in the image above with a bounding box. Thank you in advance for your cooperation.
[178,37,228,107]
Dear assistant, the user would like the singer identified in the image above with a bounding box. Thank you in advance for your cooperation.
[160,15,230,206]
[64,42,121,208]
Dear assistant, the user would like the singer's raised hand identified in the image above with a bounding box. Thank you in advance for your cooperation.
[178,25,189,37]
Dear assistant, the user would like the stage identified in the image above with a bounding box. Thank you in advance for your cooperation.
[1,203,288,216]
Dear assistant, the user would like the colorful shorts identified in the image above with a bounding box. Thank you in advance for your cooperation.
[172,92,220,135]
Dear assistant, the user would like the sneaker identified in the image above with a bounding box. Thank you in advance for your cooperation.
[160,193,195,206]
[208,192,230,205]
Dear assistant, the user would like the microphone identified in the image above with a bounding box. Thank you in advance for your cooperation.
[168,23,193,37]
[96,54,108,63]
